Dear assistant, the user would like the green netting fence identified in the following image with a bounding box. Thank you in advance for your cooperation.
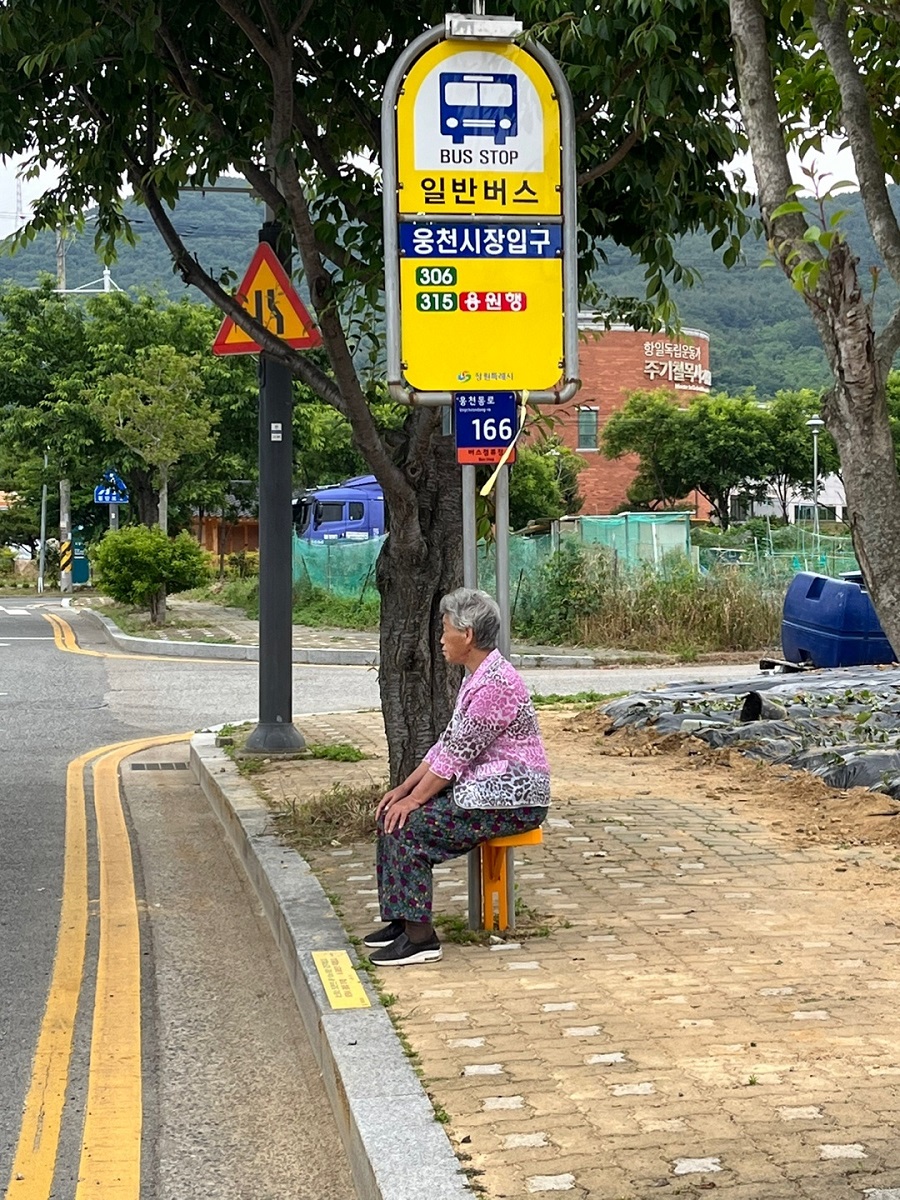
[292,534,383,598]
[293,518,861,605]
[577,512,692,563]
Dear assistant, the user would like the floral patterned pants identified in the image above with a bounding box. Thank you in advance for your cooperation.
[376,791,549,923]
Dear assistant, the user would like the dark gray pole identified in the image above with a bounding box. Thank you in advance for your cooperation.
[245,221,305,753]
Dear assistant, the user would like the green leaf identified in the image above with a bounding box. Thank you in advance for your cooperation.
[770,201,807,219]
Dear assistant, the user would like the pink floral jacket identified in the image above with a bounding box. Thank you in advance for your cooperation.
[425,650,551,810]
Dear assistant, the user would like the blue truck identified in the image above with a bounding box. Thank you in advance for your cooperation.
[292,474,386,542]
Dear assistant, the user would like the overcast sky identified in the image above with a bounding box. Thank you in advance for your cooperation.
[0,138,859,243]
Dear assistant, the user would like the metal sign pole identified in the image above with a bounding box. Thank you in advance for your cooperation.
[245,213,305,754]
[383,12,580,932]
[462,465,478,589]
[496,464,511,658]
[462,462,483,928]
[494,463,518,928]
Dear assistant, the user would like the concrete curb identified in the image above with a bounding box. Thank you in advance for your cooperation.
[189,732,473,1200]
[78,608,379,666]
[76,606,627,670]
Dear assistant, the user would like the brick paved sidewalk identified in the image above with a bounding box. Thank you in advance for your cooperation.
[271,712,900,1200]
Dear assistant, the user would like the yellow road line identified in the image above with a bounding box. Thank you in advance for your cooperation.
[42,611,366,670]
[4,733,191,1200]
[43,613,194,663]
[75,733,191,1199]
[5,742,118,1199]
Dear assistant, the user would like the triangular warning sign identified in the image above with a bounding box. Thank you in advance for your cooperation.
[212,242,322,355]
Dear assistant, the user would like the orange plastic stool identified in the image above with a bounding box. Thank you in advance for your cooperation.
[480,827,543,931]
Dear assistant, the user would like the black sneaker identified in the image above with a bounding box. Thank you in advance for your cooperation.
[368,932,443,966]
[362,920,405,949]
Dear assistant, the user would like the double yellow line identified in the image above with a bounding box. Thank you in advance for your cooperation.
[5,732,192,1199]
[44,612,202,663]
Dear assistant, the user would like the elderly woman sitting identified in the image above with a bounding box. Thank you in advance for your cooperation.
[366,587,550,966]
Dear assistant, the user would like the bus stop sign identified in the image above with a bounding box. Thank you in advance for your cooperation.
[383,16,579,405]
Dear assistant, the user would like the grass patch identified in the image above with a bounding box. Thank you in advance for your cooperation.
[234,755,266,776]
[89,599,229,637]
[272,780,384,849]
[306,742,368,762]
[198,577,380,631]
[434,914,493,946]
[292,585,379,630]
[531,690,625,707]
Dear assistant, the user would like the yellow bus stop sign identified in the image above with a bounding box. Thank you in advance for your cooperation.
[393,36,564,395]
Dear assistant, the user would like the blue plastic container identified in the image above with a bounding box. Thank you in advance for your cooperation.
[782,572,896,668]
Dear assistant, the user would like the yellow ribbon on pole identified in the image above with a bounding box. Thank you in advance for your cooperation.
[480,391,529,498]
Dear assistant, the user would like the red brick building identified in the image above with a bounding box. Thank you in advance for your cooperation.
[552,321,712,514]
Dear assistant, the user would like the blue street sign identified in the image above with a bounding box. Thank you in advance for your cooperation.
[454,391,518,465]
[94,485,129,505]
[102,470,128,493]
[95,468,129,504]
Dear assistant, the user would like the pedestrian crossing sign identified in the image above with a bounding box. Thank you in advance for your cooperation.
[212,243,322,355]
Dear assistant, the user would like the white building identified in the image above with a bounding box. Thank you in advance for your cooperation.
[731,474,847,525]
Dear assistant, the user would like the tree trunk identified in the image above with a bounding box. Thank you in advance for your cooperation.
[817,244,900,653]
[149,584,166,626]
[130,468,159,528]
[158,467,169,535]
[728,0,900,655]
[376,431,464,786]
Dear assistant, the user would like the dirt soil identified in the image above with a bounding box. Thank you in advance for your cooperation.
[542,705,900,853]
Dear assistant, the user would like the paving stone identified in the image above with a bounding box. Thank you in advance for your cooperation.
[611,1081,655,1096]
[525,1173,575,1191]
[501,1132,550,1149]
[483,1095,524,1111]
[672,1156,723,1175]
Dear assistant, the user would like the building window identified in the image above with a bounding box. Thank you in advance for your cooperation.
[577,407,599,451]
[794,504,837,523]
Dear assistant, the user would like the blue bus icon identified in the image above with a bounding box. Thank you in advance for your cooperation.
[439,72,518,145]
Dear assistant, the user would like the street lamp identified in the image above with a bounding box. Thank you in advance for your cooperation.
[806,415,825,545]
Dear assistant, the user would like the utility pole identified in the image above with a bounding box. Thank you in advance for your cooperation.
[37,451,48,594]
[59,479,72,593]
[56,229,72,592]
[244,204,305,753]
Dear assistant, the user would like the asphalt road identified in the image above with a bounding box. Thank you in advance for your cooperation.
[0,602,355,1200]
[0,600,761,1198]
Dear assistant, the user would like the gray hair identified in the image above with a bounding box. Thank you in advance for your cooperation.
[440,588,500,650]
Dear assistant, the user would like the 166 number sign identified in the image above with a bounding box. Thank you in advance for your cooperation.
[454,391,518,466]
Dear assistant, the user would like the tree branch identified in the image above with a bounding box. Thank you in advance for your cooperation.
[215,0,277,67]
[812,0,900,290]
[577,130,640,187]
[729,0,811,249]
[135,167,347,410]
[275,152,409,498]
[287,0,316,40]
[874,302,900,377]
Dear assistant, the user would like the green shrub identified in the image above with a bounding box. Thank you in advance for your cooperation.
[93,526,211,612]
[226,549,259,578]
